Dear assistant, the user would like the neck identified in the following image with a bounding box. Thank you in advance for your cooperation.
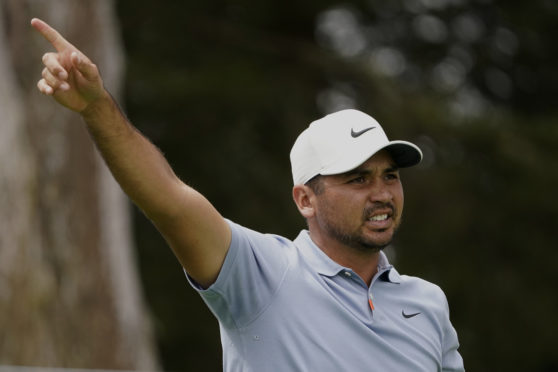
[309,230,381,286]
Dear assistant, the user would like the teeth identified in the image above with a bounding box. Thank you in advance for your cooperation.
[370,214,388,221]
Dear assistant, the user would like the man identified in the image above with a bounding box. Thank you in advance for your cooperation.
[32,17,464,371]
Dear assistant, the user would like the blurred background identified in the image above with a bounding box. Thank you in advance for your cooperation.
[1,0,557,371]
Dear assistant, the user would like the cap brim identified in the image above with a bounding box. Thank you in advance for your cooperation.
[383,141,423,168]
[319,140,422,178]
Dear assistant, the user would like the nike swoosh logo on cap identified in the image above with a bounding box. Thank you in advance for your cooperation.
[402,310,421,319]
[351,126,376,138]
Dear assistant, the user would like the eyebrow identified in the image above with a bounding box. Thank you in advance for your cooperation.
[341,163,399,178]
[385,165,400,173]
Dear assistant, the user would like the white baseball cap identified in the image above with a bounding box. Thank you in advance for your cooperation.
[290,109,423,185]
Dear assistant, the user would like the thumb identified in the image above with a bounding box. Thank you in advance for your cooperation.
[71,52,99,81]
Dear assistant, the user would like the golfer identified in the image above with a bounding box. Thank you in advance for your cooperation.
[32,17,465,371]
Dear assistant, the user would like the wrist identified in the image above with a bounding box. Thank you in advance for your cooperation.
[80,89,114,121]
[80,90,133,141]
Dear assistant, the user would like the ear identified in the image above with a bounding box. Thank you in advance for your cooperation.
[292,185,316,218]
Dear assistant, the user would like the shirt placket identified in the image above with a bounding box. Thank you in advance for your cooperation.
[342,269,376,319]
[368,266,391,315]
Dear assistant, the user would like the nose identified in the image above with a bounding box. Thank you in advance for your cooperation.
[367,179,393,204]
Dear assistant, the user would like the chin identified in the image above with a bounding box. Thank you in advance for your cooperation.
[359,232,394,251]
[353,235,393,252]
[362,240,391,252]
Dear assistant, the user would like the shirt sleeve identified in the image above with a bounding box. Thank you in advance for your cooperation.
[441,296,465,371]
[185,219,293,329]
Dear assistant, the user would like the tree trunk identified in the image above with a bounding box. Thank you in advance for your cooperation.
[0,0,159,369]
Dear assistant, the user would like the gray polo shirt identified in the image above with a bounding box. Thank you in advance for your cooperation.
[188,220,464,371]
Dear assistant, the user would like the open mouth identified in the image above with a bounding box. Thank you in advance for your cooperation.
[364,205,395,229]
[369,214,388,222]
[365,209,395,230]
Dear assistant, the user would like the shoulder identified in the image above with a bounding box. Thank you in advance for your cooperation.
[400,274,446,295]
[226,219,296,253]
[399,274,450,312]
[197,221,299,327]
[221,219,299,283]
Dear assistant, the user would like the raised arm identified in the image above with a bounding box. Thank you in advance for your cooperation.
[31,18,230,288]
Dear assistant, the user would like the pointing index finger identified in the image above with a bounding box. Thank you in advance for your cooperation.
[31,18,73,52]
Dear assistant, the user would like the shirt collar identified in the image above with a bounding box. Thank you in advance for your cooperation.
[294,230,401,284]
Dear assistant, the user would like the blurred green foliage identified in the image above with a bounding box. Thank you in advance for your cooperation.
[115,0,558,371]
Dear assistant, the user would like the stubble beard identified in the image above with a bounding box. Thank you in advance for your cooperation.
[320,204,401,253]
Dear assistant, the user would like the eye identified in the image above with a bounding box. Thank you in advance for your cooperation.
[348,175,366,184]
[385,172,400,181]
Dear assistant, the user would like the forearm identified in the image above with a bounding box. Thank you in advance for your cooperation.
[32,17,231,286]
[81,91,185,222]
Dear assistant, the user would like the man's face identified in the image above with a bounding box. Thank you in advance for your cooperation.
[311,150,404,252]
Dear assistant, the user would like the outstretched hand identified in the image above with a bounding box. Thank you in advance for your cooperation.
[31,18,106,113]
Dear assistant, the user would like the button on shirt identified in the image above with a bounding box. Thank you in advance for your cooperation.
[187,220,464,372]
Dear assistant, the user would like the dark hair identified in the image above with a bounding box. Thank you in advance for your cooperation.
[305,175,324,195]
